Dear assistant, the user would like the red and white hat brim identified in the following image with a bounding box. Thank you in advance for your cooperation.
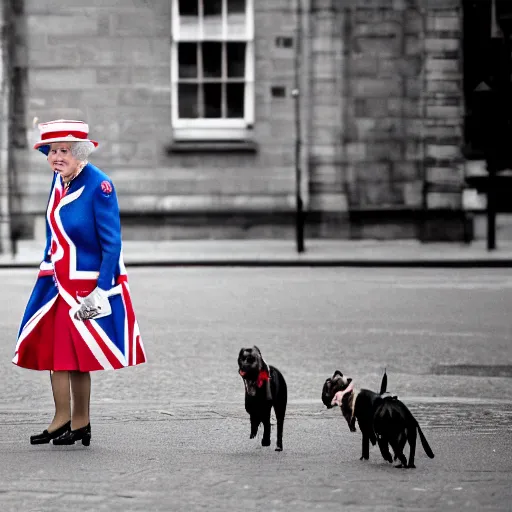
[34,135,99,150]
[33,119,99,150]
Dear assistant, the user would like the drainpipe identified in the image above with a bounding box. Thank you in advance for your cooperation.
[419,6,428,242]
[293,0,306,253]
[0,0,13,256]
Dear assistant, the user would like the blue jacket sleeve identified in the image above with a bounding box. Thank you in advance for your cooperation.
[93,179,122,291]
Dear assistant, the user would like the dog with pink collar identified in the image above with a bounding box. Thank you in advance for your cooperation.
[322,370,395,463]
[323,370,434,468]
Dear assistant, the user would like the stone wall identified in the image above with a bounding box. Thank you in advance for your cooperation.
[0,0,15,252]
[308,0,465,239]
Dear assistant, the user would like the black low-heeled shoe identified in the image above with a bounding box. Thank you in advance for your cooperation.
[30,421,71,445]
[53,423,91,446]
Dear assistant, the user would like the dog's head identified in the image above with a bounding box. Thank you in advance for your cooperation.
[321,370,352,409]
[238,346,264,380]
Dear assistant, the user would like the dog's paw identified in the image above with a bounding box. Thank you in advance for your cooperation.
[261,438,271,447]
[381,452,393,463]
[250,432,257,439]
[394,463,406,469]
[407,463,416,469]
[275,445,283,452]
[382,450,393,463]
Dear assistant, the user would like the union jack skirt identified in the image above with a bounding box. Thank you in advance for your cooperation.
[13,273,146,372]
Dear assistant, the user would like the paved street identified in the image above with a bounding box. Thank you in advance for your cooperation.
[1,267,511,511]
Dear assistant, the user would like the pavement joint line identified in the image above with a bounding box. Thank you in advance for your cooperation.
[1,396,512,414]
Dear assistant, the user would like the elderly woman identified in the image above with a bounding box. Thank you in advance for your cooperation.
[13,119,146,447]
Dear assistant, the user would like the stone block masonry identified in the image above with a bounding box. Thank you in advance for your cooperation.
[0,0,15,253]
[307,0,464,239]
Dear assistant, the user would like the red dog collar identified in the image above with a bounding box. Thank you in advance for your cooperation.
[256,369,270,388]
[239,369,270,388]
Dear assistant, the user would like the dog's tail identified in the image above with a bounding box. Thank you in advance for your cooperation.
[379,368,387,395]
[417,424,435,459]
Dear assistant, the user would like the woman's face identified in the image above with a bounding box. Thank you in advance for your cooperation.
[48,143,81,181]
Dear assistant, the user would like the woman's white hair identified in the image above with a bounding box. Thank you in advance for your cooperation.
[70,141,95,162]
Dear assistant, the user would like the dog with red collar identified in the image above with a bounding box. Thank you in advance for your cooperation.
[238,346,287,451]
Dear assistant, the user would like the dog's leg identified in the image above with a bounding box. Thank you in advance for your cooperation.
[406,427,417,468]
[395,433,407,460]
[392,447,408,468]
[250,415,259,439]
[360,433,370,460]
[390,437,408,468]
[261,405,272,447]
[377,437,393,463]
[274,403,286,452]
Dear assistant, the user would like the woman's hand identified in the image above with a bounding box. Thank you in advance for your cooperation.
[74,287,112,321]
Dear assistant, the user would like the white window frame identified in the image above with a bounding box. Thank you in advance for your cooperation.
[171,0,255,141]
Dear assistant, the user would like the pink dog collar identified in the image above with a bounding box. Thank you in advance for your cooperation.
[331,381,354,407]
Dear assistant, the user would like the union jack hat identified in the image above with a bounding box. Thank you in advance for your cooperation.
[33,119,99,150]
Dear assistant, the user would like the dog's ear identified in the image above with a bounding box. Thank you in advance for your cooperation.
[253,345,262,356]
[333,370,343,378]
[238,348,245,362]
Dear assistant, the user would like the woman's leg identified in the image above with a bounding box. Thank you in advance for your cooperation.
[48,370,71,432]
[69,371,91,429]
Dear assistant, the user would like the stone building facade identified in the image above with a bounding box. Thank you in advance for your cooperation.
[2,0,493,242]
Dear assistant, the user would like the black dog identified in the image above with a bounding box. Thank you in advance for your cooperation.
[238,346,287,451]
[324,370,434,468]
[372,397,435,468]
[322,370,393,462]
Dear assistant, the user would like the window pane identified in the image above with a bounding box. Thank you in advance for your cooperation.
[178,83,199,118]
[204,83,222,118]
[178,43,197,78]
[227,43,245,78]
[179,0,198,16]
[204,0,222,16]
[227,0,245,13]
[203,0,222,38]
[178,0,199,38]
[227,0,246,38]
[202,42,222,78]
[226,83,244,118]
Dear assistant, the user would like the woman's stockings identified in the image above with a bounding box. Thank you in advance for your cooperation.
[48,370,71,432]
[70,371,91,430]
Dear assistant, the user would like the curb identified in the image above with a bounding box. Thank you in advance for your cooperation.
[2,259,512,268]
